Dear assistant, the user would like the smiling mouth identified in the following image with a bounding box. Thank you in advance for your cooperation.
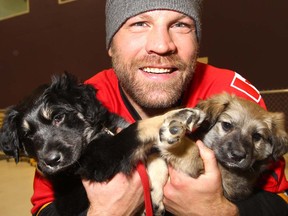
[141,67,177,74]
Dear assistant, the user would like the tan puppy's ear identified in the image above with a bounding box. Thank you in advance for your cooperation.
[196,92,232,124]
[268,112,288,160]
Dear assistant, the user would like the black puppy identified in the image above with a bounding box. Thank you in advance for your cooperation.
[0,73,161,215]
[1,73,199,216]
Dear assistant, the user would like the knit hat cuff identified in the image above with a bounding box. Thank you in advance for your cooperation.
[105,0,203,49]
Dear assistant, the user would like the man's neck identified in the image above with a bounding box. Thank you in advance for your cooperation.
[131,100,171,119]
[122,90,175,120]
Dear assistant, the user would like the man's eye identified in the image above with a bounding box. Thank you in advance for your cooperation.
[174,22,188,28]
[131,22,147,27]
[171,22,195,33]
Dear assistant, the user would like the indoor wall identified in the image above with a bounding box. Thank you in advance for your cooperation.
[0,0,287,108]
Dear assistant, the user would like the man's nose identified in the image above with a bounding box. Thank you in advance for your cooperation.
[145,27,176,55]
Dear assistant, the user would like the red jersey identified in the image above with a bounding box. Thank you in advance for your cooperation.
[31,62,288,214]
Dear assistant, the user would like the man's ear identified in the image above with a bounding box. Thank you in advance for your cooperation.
[0,108,21,163]
[108,47,113,57]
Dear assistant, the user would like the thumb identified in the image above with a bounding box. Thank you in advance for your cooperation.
[196,140,218,174]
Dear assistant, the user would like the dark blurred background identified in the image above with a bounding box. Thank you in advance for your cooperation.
[0,0,287,108]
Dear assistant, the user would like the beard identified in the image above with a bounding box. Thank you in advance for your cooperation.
[111,48,198,109]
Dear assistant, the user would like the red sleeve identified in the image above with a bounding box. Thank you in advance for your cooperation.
[257,158,288,193]
[30,170,54,214]
[186,63,267,109]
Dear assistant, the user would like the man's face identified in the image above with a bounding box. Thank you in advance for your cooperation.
[109,10,199,109]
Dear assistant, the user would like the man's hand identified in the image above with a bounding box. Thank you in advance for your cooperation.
[163,140,239,216]
[82,170,144,216]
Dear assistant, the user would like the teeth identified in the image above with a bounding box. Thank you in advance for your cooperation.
[142,67,172,73]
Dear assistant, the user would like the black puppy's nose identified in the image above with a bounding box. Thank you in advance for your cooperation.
[44,152,62,167]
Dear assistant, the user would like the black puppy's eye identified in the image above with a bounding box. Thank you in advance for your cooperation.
[53,113,65,126]
[221,121,233,131]
[252,132,262,142]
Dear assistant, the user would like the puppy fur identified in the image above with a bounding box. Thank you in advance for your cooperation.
[152,92,288,207]
[0,73,202,216]
[1,73,287,216]
[0,73,206,216]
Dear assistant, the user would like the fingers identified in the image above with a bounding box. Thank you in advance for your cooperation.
[196,140,218,174]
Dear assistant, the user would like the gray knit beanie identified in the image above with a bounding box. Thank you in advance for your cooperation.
[105,0,203,49]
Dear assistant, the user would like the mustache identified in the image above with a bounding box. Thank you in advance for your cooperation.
[133,54,187,70]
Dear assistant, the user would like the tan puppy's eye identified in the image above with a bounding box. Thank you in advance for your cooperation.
[221,121,233,131]
[252,132,262,142]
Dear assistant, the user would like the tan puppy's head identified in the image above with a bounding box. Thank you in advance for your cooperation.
[196,92,288,170]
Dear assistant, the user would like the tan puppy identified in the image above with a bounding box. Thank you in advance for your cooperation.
[148,93,288,215]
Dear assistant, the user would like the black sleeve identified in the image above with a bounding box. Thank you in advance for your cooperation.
[33,202,88,216]
[235,190,288,216]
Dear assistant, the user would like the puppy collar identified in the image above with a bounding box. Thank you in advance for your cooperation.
[102,127,115,136]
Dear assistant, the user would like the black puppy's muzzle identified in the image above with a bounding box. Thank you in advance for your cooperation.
[36,138,82,174]
[43,150,63,167]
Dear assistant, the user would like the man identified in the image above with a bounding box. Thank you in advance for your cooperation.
[31,0,288,215]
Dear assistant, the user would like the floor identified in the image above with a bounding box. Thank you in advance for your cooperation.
[0,157,35,216]
[0,154,288,216]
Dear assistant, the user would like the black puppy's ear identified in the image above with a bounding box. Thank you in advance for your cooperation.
[78,84,107,124]
[50,71,78,91]
[268,112,288,160]
[0,108,21,163]
[51,72,106,124]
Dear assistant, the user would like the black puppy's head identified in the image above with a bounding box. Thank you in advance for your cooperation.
[0,73,111,175]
